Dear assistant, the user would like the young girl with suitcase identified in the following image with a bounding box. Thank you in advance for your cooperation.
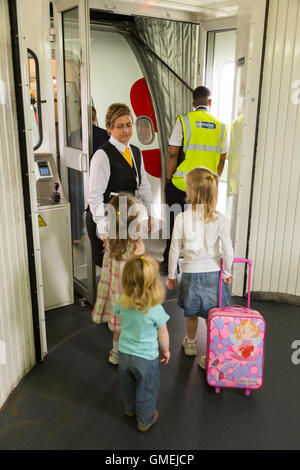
[166,167,234,367]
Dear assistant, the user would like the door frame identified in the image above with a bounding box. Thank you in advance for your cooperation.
[13,0,49,360]
[54,0,95,305]
[198,6,268,297]
[198,16,238,88]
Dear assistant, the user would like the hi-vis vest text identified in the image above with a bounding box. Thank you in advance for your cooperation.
[172,110,227,191]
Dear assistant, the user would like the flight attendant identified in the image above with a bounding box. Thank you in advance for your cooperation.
[87,103,152,266]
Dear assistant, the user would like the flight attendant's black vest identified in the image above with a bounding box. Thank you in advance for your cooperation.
[101,141,142,203]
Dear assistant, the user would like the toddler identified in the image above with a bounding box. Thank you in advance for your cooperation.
[114,255,170,432]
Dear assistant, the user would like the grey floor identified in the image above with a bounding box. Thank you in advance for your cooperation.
[0,277,300,450]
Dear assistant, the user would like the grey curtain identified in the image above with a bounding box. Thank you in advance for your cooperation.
[134,17,198,141]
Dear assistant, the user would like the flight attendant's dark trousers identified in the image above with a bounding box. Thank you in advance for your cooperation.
[162,181,186,266]
[86,207,104,268]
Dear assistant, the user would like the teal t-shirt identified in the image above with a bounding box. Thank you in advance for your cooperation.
[113,303,170,360]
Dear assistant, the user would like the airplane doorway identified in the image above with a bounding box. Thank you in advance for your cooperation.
[50,2,237,353]
[53,4,166,311]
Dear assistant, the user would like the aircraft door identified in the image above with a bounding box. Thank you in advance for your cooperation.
[89,26,162,214]
[53,0,94,305]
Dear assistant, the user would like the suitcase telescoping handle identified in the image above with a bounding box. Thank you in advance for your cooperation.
[219,258,252,309]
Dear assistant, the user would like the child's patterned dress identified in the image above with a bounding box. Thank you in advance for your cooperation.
[91,246,132,333]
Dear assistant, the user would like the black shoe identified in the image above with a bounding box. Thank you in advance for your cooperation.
[159,261,168,276]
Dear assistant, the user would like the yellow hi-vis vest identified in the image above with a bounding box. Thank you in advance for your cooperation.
[172,110,228,191]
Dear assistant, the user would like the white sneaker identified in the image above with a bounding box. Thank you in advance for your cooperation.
[108,349,119,365]
[182,336,197,356]
[198,355,206,369]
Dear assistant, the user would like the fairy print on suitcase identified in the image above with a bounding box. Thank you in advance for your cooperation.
[206,258,266,396]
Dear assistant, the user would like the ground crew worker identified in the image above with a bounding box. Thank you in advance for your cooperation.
[160,85,230,274]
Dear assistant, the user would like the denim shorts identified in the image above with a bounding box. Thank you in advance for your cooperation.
[178,271,231,319]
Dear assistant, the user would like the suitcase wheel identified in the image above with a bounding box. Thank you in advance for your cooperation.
[215,387,221,394]
[245,389,251,397]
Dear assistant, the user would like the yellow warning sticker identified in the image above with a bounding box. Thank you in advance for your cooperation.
[38,215,47,227]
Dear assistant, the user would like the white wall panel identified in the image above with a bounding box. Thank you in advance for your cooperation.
[248,0,300,299]
[19,0,56,160]
[0,0,36,409]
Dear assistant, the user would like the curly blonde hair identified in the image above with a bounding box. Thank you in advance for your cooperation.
[186,167,219,222]
[119,256,165,313]
[107,193,141,261]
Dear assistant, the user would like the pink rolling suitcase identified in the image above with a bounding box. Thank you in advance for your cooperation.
[206,258,266,396]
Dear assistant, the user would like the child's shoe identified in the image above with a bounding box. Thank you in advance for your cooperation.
[198,355,206,369]
[108,349,119,365]
[137,409,159,432]
[182,336,197,356]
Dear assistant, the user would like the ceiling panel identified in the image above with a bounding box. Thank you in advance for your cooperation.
[90,0,239,22]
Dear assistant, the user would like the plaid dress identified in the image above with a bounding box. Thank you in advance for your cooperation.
[91,246,133,333]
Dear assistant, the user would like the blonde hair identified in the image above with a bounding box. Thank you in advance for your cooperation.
[107,193,140,261]
[186,167,219,222]
[234,320,261,340]
[119,256,165,313]
[105,103,133,130]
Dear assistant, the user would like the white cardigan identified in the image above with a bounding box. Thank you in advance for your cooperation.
[168,207,234,279]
